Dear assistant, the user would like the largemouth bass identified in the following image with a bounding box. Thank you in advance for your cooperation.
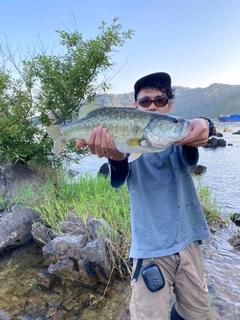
[46,104,190,162]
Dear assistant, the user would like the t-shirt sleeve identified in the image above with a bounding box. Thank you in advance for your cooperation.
[108,157,129,188]
[181,145,199,167]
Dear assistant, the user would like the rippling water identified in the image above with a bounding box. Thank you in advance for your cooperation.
[199,121,240,214]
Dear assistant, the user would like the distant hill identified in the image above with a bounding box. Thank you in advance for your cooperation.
[95,83,240,119]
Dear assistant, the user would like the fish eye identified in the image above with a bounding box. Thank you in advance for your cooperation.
[173,119,179,123]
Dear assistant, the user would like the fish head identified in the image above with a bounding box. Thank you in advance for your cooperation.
[144,115,190,148]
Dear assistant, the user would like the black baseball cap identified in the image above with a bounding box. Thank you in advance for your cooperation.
[134,72,171,101]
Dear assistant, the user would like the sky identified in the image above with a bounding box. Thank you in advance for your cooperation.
[0,0,240,94]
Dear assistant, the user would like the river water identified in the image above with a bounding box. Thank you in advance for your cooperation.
[0,121,240,319]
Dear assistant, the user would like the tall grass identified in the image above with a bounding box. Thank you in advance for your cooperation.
[24,174,130,231]
[14,170,224,234]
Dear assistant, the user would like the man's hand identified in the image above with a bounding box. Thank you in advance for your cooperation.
[76,125,126,161]
[175,118,209,148]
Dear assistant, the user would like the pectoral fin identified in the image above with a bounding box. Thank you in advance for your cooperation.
[128,153,142,162]
[127,138,141,146]
[128,138,148,147]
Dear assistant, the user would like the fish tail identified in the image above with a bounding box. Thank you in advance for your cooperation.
[46,125,66,155]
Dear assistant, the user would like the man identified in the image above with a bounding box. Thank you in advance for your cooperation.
[77,72,214,320]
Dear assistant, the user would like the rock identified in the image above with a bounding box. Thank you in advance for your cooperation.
[232,130,240,135]
[190,165,207,175]
[228,234,240,249]
[0,163,45,253]
[48,257,80,280]
[98,162,109,177]
[31,221,57,247]
[77,257,99,285]
[37,272,56,290]
[203,137,227,148]
[224,127,232,133]
[40,217,121,285]
[67,169,79,177]
[0,204,39,253]
[218,138,226,146]
[80,238,114,284]
[42,234,88,265]
[215,132,223,137]
[0,163,45,201]
[86,218,121,245]
[59,214,85,234]
[210,137,218,147]
[230,213,240,227]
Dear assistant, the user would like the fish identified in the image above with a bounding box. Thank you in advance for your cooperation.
[46,104,190,162]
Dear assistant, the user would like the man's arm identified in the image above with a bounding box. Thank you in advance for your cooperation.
[175,118,214,148]
[108,157,129,188]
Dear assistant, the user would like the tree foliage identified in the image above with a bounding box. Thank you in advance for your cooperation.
[0,18,134,165]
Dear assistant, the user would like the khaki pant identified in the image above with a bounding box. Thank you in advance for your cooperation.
[130,241,209,320]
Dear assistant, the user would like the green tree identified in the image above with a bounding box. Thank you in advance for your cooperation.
[0,17,134,165]
[0,70,50,164]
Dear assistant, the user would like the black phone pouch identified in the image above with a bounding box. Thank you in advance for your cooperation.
[142,263,165,292]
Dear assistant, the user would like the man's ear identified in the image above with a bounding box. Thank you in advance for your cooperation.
[134,102,139,109]
[167,101,173,112]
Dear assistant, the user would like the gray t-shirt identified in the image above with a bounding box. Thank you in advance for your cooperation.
[109,145,210,259]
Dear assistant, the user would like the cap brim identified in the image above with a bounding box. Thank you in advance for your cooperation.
[134,72,171,99]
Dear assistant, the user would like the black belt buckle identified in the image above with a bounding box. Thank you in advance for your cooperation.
[142,263,165,292]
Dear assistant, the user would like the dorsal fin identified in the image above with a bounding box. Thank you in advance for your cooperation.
[79,104,105,119]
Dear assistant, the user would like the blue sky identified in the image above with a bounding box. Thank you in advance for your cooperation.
[0,0,240,94]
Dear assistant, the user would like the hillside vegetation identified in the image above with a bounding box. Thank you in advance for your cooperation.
[95,83,240,119]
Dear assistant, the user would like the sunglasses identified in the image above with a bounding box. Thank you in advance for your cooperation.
[137,97,169,108]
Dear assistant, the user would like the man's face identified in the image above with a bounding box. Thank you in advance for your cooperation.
[134,88,173,114]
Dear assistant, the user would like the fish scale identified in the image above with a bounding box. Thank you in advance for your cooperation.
[46,104,190,162]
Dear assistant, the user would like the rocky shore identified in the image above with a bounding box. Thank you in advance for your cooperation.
[1,163,240,319]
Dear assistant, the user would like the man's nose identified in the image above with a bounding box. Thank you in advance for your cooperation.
[148,101,157,111]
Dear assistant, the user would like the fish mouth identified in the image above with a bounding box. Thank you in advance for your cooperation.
[184,120,191,135]
[175,120,191,138]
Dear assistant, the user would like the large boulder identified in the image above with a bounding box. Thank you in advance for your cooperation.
[0,163,45,203]
[0,204,39,253]
[0,163,44,253]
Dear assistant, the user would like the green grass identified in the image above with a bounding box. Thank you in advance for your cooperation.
[195,179,225,224]
[20,174,130,231]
